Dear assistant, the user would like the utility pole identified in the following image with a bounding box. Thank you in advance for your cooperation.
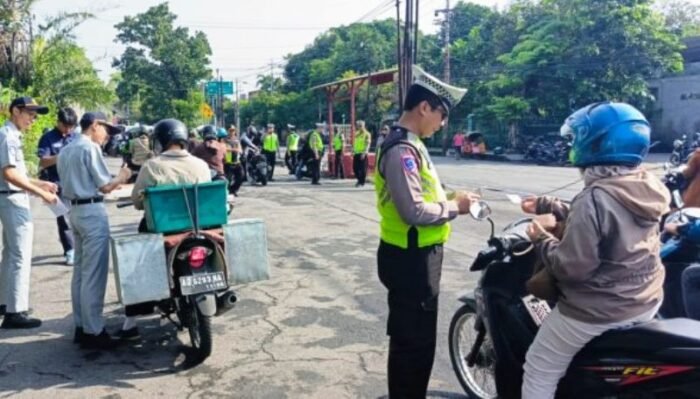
[235,78,241,132]
[435,0,452,155]
[398,0,419,106]
[396,0,403,104]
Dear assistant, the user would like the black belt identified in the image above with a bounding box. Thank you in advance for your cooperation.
[70,197,104,205]
[0,190,23,195]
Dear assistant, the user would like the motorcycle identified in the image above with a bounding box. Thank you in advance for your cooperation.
[246,150,268,186]
[116,183,237,362]
[449,201,700,398]
[295,156,314,180]
[669,133,700,167]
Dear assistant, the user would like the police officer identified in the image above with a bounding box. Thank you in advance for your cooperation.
[285,124,300,174]
[37,107,78,266]
[57,112,132,349]
[0,96,58,329]
[308,127,324,185]
[375,66,479,398]
[224,127,245,196]
[332,128,345,179]
[262,123,280,180]
[353,120,372,187]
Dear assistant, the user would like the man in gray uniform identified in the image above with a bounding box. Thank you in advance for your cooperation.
[57,112,131,349]
[0,97,58,329]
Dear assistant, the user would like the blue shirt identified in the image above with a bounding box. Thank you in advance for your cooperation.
[37,128,77,183]
[57,134,112,200]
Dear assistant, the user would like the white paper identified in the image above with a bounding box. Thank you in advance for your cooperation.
[506,194,522,205]
[47,199,70,217]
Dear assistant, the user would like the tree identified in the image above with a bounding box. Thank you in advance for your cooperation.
[112,3,212,124]
[656,0,700,37]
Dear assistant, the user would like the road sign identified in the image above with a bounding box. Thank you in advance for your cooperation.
[200,103,214,118]
[206,81,234,96]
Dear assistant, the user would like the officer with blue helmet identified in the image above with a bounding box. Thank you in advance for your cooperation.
[520,102,670,399]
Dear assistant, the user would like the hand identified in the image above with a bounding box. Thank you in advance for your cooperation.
[521,196,538,214]
[41,191,58,204]
[38,181,58,194]
[664,222,681,236]
[526,220,548,241]
[117,166,133,183]
[532,214,557,231]
[455,190,481,215]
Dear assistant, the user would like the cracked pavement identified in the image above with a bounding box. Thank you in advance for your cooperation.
[0,156,644,398]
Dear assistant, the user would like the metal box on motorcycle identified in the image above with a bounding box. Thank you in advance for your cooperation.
[223,219,270,285]
[110,233,171,305]
[144,181,228,234]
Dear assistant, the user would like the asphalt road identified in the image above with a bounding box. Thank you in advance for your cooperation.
[0,157,660,398]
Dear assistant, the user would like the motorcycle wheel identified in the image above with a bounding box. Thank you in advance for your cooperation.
[260,175,268,186]
[187,302,213,361]
[670,153,681,167]
[449,304,498,399]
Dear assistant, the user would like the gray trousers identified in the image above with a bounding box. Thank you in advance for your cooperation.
[69,203,110,335]
[0,193,33,313]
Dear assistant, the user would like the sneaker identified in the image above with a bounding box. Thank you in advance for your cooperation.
[80,329,121,350]
[73,327,85,344]
[116,327,141,341]
[65,250,75,266]
[1,312,42,329]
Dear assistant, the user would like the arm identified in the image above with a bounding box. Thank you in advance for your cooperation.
[534,193,601,283]
[381,145,458,226]
[37,135,57,169]
[2,167,57,201]
[535,195,570,221]
[86,145,128,195]
[683,149,700,180]
[676,220,700,244]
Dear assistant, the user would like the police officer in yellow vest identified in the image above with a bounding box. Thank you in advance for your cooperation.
[375,65,480,398]
[353,120,372,187]
[332,128,345,179]
[285,124,300,174]
[308,127,324,185]
[262,123,279,181]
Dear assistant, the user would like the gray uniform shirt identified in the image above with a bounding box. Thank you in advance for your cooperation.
[57,134,112,200]
[0,121,28,191]
[379,132,458,226]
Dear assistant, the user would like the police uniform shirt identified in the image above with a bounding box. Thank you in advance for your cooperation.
[56,134,112,200]
[0,121,28,191]
[379,129,458,225]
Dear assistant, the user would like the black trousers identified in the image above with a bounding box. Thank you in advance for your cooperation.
[264,151,276,179]
[377,239,443,399]
[334,150,345,178]
[57,214,74,254]
[353,154,368,185]
[310,157,321,184]
[225,163,245,195]
[285,150,298,173]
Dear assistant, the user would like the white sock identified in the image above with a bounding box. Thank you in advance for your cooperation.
[122,316,137,330]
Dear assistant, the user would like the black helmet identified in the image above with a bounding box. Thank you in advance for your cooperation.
[201,125,217,140]
[153,119,188,149]
[247,125,257,135]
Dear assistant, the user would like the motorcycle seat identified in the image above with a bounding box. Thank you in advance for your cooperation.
[587,318,700,352]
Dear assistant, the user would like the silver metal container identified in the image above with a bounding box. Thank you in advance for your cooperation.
[110,233,171,306]
[223,219,270,285]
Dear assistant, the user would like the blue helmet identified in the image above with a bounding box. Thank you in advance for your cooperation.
[562,102,650,167]
[216,127,227,139]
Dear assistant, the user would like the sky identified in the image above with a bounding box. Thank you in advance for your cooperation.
[34,0,511,94]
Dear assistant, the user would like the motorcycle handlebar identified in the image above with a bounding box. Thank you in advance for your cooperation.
[116,202,134,208]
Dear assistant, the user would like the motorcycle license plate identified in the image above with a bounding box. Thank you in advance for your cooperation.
[179,272,227,295]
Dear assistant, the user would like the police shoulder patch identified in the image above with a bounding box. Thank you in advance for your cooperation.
[402,155,418,174]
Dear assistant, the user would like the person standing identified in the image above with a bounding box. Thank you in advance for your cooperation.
[285,124,300,174]
[375,66,479,397]
[333,128,345,179]
[0,97,58,329]
[37,107,78,266]
[353,120,372,187]
[308,127,324,185]
[376,125,390,150]
[57,112,131,349]
[224,127,245,196]
[262,123,280,181]
[452,131,465,159]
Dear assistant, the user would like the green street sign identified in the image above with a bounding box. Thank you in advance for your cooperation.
[206,81,234,96]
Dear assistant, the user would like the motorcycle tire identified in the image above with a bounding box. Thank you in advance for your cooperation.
[449,303,498,399]
[670,153,682,167]
[260,175,268,186]
[186,302,213,361]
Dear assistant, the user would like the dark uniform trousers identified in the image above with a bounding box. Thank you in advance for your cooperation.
[334,150,345,178]
[225,163,245,195]
[310,156,321,184]
[285,150,298,174]
[263,150,276,179]
[377,234,443,399]
[353,154,368,185]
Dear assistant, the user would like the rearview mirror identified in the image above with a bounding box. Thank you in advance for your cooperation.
[469,201,492,220]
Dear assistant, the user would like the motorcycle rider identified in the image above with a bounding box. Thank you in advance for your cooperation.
[125,119,212,337]
[127,125,153,174]
[192,125,226,180]
[520,102,669,399]
[663,220,700,320]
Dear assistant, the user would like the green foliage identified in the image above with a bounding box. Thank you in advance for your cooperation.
[112,2,212,124]
[656,0,700,37]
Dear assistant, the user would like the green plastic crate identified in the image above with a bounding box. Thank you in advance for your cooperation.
[144,181,228,234]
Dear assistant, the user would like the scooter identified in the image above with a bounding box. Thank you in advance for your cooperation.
[449,201,700,398]
[246,150,268,186]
